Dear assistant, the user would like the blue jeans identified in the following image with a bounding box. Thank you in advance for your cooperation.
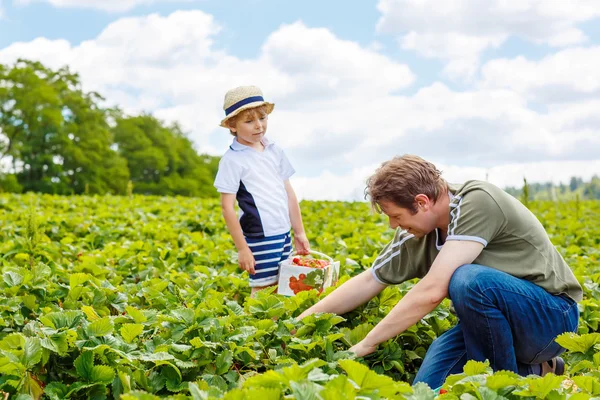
[414,264,579,389]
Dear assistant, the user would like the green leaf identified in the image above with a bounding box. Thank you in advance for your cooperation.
[87,317,114,337]
[243,370,286,389]
[404,382,434,400]
[40,332,69,356]
[138,352,175,362]
[485,371,520,390]
[463,360,492,376]
[74,351,94,380]
[125,306,148,323]
[573,376,600,395]
[91,365,115,384]
[242,388,281,400]
[478,387,511,400]
[0,332,25,353]
[342,323,373,345]
[81,305,100,321]
[120,323,144,343]
[70,272,91,288]
[188,382,208,400]
[121,391,162,400]
[172,308,195,325]
[320,375,356,400]
[39,311,83,329]
[21,294,37,311]
[22,373,44,400]
[44,382,69,400]
[338,359,403,397]
[22,337,42,368]
[216,350,233,375]
[516,374,564,399]
[555,332,600,353]
[3,270,24,287]
[289,380,321,400]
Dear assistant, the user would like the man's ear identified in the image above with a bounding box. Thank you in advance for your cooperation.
[414,193,431,211]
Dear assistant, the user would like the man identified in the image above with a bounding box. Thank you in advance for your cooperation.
[298,155,581,389]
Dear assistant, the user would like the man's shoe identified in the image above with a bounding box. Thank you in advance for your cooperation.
[541,357,565,376]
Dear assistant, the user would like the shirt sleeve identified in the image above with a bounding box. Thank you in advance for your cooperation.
[277,146,295,180]
[371,230,419,285]
[446,189,506,247]
[214,157,242,194]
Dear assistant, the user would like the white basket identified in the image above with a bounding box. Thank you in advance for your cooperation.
[277,250,340,296]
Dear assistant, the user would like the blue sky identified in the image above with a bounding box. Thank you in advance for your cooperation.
[1,0,600,200]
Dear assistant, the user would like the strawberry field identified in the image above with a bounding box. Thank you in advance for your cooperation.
[1,193,600,399]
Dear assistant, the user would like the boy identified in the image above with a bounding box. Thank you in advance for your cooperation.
[214,86,310,295]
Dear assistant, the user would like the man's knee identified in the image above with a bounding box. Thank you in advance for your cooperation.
[448,264,488,301]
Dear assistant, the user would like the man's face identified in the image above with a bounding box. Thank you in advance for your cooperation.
[379,199,436,238]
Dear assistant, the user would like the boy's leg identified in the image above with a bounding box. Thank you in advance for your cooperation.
[247,232,292,295]
[413,325,468,389]
[448,264,579,375]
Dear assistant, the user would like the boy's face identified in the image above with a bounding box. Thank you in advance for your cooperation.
[230,110,268,147]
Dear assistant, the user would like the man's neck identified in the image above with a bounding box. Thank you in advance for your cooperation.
[435,189,452,233]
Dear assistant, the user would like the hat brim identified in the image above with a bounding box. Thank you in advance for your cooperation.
[220,102,275,128]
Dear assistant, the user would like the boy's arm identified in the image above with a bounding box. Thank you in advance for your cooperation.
[284,180,310,255]
[221,193,256,274]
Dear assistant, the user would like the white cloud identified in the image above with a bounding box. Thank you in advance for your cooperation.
[480,47,600,103]
[1,10,600,200]
[376,0,600,79]
[14,0,186,12]
[0,13,415,155]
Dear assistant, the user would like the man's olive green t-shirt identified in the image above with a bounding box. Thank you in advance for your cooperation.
[371,180,583,302]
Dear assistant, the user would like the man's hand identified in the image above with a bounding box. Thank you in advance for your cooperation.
[294,232,311,255]
[238,248,256,274]
[349,340,377,357]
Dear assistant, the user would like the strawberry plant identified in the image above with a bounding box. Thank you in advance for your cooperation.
[0,194,598,399]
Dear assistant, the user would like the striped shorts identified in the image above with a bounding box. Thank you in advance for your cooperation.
[246,231,292,288]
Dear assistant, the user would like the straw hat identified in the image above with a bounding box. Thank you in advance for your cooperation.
[220,86,275,128]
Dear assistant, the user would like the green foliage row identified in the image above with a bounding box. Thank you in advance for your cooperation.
[0,194,599,399]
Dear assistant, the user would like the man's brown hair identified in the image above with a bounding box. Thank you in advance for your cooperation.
[365,154,447,214]
[226,105,269,136]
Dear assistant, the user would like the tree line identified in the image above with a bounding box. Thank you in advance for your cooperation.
[506,176,600,201]
[0,59,219,197]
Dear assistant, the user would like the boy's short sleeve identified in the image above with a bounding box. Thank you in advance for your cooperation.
[214,157,242,194]
[446,189,506,247]
[277,146,295,180]
[371,230,418,285]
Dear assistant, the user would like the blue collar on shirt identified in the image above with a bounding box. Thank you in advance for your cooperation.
[229,137,274,151]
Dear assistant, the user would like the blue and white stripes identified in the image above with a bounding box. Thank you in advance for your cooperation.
[246,231,292,287]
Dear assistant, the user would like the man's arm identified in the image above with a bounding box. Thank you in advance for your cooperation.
[284,180,310,255]
[297,269,387,319]
[350,240,484,356]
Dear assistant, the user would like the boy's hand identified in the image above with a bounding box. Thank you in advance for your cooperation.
[294,233,310,255]
[238,248,256,274]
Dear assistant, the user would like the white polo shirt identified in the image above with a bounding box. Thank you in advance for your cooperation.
[214,137,295,238]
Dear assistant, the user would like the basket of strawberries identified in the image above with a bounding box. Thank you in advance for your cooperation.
[277,250,340,296]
